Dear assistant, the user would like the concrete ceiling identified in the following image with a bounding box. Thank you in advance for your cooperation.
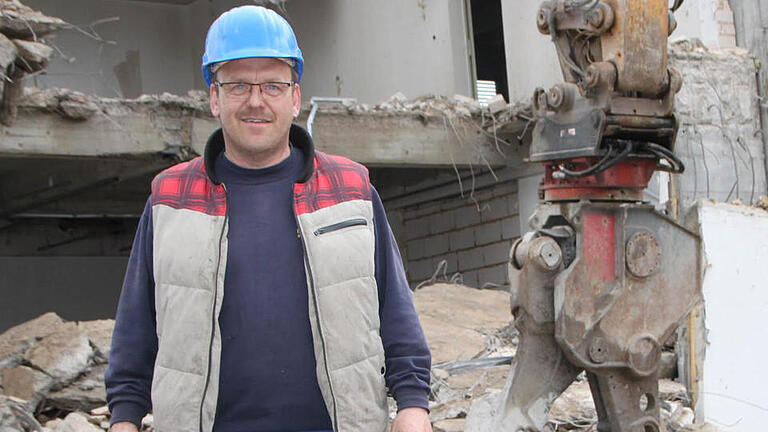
[0,156,171,219]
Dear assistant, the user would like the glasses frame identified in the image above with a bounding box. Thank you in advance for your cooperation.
[214,80,294,98]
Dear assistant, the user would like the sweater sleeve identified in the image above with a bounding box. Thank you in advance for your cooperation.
[372,186,432,411]
[105,199,158,427]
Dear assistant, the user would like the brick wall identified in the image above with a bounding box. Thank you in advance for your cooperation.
[394,180,520,288]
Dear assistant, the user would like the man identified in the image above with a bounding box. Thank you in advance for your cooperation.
[105,6,432,432]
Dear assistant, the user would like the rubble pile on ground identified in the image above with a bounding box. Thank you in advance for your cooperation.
[0,0,65,125]
[1,285,725,431]
[0,312,150,431]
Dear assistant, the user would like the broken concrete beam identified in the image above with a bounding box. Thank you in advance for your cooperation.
[0,312,63,369]
[24,322,92,384]
[0,365,54,411]
[0,1,67,39]
[12,39,53,73]
[2,90,507,167]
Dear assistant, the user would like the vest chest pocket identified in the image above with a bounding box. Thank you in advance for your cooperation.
[303,216,375,288]
[313,218,368,236]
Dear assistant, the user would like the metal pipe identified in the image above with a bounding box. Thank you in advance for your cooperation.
[307,97,357,137]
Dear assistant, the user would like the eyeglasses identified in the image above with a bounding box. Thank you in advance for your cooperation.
[215,81,294,98]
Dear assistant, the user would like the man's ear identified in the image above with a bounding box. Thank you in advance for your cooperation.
[292,84,302,118]
[210,83,220,117]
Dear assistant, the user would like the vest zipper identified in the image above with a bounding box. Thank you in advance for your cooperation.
[313,217,368,236]
[295,209,340,430]
[199,184,228,432]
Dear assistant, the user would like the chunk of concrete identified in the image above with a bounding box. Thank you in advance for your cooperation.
[77,320,114,362]
[0,395,42,431]
[45,364,107,412]
[487,94,507,114]
[58,93,99,121]
[0,1,67,39]
[0,33,18,70]
[43,412,103,432]
[0,312,64,368]
[432,418,465,432]
[0,365,54,411]
[25,322,93,384]
[12,39,53,73]
[463,389,502,432]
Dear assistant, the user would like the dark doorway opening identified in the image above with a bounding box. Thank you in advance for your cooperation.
[470,0,509,102]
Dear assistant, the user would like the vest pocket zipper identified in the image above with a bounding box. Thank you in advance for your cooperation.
[313,218,368,236]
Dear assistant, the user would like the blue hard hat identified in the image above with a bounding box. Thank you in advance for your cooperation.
[201,5,304,86]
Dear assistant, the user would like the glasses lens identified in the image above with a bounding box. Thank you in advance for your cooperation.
[223,83,250,97]
[261,82,289,97]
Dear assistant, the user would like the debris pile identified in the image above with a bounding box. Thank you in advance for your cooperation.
[1,285,726,431]
[0,0,65,125]
[0,312,153,431]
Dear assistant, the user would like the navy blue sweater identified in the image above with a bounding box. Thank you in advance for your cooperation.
[105,145,431,431]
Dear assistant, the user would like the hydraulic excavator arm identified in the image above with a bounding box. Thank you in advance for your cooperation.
[497,1,702,431]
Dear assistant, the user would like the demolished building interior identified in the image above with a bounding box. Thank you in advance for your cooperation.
[1,0,767,431]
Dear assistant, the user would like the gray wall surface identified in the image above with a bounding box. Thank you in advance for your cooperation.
[25,0,473,103]
[24,0,196,98]
[286,0,473,102]
[0,257,128,331]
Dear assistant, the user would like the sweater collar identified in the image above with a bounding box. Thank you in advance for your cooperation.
[203,123,316,185]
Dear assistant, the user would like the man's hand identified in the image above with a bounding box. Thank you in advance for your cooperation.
[109,421,139,432]
[391,407,432,432]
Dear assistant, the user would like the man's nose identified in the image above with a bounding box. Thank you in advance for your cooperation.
[246,85,266,107]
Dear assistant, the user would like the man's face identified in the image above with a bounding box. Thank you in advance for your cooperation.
[210,57,301,168]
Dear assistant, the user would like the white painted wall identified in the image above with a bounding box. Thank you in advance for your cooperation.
[697,202,768,431]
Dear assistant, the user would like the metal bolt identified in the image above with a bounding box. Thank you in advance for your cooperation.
[628,334,661,377]
[534,239,562,270]
[589,337,608,364]
[584,65,600,89]
[548,86,564,109]
[586,8,605,28]
[537,9,551,34]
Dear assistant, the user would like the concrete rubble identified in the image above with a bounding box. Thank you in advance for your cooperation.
[0,285,740,431]
[0,312,142,432]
